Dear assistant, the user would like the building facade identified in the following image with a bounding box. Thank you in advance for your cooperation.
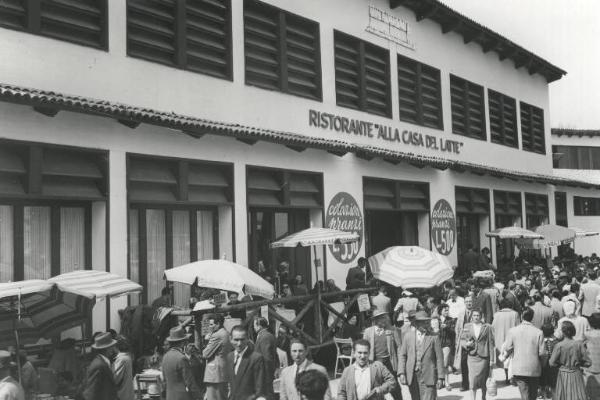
[0,0,597,331]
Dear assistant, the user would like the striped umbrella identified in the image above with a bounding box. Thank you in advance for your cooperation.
[368,246,454,288]
[485,226,544,239]
[49,270,142,301]
[0,280,94,347]
[270,227,359,248]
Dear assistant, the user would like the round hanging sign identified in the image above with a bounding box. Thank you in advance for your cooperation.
[431,199,456,256]
[325,192,363,264]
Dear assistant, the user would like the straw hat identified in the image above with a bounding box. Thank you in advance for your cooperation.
[166,326,191,342]
[370,310,388,319]
[91,332,117,350]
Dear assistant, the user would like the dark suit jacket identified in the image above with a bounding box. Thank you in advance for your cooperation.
[345,266,365,289]
[254,329,278,379]
[398,331,444,386]
[227,346,266,400]
[473,290,494,324]
[82,355,118,400]
[504,291,522,315]
[530,302,555,330]
[162,347,201,400]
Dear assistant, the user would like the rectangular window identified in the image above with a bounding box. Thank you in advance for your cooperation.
[450,75,485,140]
[520,102,545,154]
[397,55,443,129]
[0,0,108,49]
[488,89,518,148]
[574,197,600,216]
[0,205,14,282]
[525,193,549,228]
[334,31,391,117]
[244,0,321,100]
[127,0,233,80]
[552,145,600,170]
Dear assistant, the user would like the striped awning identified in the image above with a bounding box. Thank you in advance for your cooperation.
[270,227,359,248]
[368,246,454,288]
[0,281,94,347]
[49,270,142,301]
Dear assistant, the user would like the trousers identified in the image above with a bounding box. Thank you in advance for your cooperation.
[461,348,469,390]
[376,357,403,400]
[513,375,539,400]
[408,370,437,400]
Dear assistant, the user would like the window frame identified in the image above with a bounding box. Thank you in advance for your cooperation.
[574,196,600,216]
[397,54,443,130]
[450,74,486,140]
[488,89,518,148]
[520,101,546,154]
[0,0,109,50]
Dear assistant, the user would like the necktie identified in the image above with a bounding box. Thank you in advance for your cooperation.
[234,353,241,375]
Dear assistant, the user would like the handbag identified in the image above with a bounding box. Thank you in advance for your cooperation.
[486,376,497,397]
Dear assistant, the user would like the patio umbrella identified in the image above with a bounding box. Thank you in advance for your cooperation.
[164,259,275,299]
[49,270,143,301]
[571,227,600,238]
[270,227,360,282]
[485,226,544,239]
[516,224,577,249]
[368,246,454,288]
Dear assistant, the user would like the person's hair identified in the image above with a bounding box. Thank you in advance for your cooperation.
[353,338,371,350]
[437,304,448,315]
[552,289,561,299]
[358,257,367,268]
[541,323,554,338]
[17,350,27,365]
[561,320,576,338]
[522,307,534,322]
[116,335,130,352]
[532,292,542,303]
[255,317,269,329]
[590,271,598,281]
[589,312,600,330]
[471,307,482,316]
[161,287,171,296]
[295,369,329,400]
[571,283,580,293]
[208,313,225,326]
[499,298,510,309]
[231,325,248,336]
[290,338,307,349]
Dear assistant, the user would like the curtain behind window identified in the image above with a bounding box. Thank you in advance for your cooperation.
[24,206,51,279]
[172,210,191,307]
[146,209,166,303]
[0,206,13,282]
[197,210,214,260]
[60,207,85,273]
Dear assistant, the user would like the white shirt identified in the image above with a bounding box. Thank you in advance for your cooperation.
[353,363,371,400]
[447,297,465,318]
[234,346,248,374]
[293,359,308,376]
[473,323,482,339]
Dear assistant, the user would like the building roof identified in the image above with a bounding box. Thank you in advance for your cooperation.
[390,0,566,83]
[551,128,600,138]
[553,169,600,186]
[0,83,597,190]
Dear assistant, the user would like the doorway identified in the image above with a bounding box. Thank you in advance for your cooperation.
[365,210,418,255]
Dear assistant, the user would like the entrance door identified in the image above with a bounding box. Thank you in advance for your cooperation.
[456,213,480,258]
[365,210,418,255]
[248,209,311,290]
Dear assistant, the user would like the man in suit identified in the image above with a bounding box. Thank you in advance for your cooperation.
[82,332,118,400]
[279,339,330,400]
[473,279,494,324]
[460,245,485,276]
[579,271,600,319]
[504,282,523,315]
[253,317,278,397]
[454,295,473,391]
[503,308,545,400]
[227,325,266,400]
[398,311,444,400]
[346,258,368,290]
[363,311,403,400]
[337,339,397,400]
[530,292,554,330]
[203,314,232,400]
[162,326,202,400]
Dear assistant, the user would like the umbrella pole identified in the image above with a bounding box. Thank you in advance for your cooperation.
[313,246,319,283]
[14,291,22,384]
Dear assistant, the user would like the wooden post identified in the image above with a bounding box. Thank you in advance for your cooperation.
[316,284,323,343]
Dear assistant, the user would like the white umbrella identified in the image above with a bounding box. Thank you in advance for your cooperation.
[570,227,600,238]
[49,270,142,301]
[486,226,544,239]
[164,259,275,299]
[516,224,577,249]
[368,246,454,288]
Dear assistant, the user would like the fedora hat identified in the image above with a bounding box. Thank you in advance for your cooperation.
[166,326,191,342]
[414,311,431,321]
[370,310,388,319]
[92,332,117,350]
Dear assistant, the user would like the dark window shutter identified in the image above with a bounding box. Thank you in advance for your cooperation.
[334,31,361,110]
[285,13,321,99]
[334,31,390,117]
[489,89,517,148]
[455,187,489,214]
[397,54,442,129]
[185,0,232,79]
[520,102,545,154]
[0,0,27,30]
[246,167,322,208]
[244,0,279,91]
[450,75,485,140]
[364,178,429,212]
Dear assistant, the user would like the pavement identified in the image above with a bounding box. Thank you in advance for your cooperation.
[329,367,526,400]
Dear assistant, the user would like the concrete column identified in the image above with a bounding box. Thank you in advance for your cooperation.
[233,163,248,266]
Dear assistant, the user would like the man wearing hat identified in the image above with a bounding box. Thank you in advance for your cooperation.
[82,332,118,400]
[363,310,403,400]
[393,290,419,323]
[0,350,24,400]
[162,326,202,400]
[398,311,445,400]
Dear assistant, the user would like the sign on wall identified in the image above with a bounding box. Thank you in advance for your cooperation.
[431,199,456,256]
[325,192,363,264]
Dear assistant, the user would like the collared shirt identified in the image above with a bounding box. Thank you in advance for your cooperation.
[473,323,482,339]
[353,363,371,400]
[416,330,425,344]
[234,346,248,374]
[374,327,385,336]
[293,359,308,377]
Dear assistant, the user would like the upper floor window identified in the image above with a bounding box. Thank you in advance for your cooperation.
[334,31,391,117]
[574,196,600,216]
[0,0,108,49]
[450,75,485,140]
[127,0,233,80]
[244,0,322,100]
[552,145,600,170]
[397,55,443,129]
[520,102,545,154]
[488,89,518,148]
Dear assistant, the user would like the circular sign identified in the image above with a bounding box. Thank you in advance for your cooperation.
[325,192,363,264]
[431,199,456,256]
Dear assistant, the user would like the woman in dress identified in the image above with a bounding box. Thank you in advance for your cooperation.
[550,320,591,400]
[583,312,600,399]
[437,303,457,391]
[461,308,495,400]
